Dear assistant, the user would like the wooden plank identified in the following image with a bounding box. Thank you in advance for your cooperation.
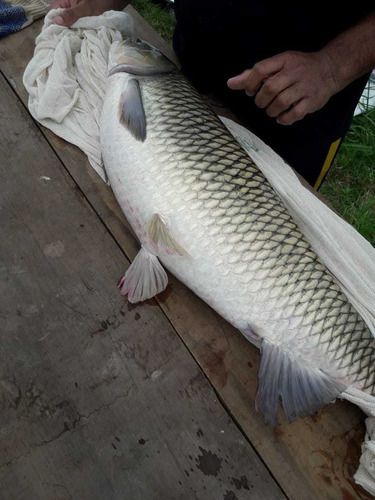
[128,6,180,67]
[0,73,284,499]
[0,14,372,499]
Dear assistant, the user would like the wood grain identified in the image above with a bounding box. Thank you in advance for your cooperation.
[0,12,371,500]
[0,71,284,499]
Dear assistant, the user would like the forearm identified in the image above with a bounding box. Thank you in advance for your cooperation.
[51,0,131,26]
[321,10,375,93]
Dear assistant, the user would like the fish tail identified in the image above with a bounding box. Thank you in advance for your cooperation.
[256,339,348,425]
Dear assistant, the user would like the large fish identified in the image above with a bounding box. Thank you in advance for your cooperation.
[100,39,375,425]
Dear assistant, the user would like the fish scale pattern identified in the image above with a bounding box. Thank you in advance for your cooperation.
[139,72,375,394]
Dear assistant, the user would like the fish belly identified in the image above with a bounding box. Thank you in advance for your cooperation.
[101,71,375,410]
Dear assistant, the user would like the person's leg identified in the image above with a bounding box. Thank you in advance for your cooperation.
[264,129,343,188]
[215,90,343,187]
[216,73,370,188]
[313,138,342,190]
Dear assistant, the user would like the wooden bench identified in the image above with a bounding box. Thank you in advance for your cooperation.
[0,6,371,499]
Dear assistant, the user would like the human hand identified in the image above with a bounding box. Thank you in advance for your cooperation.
[49,0,129,27]
[227,51,338,125]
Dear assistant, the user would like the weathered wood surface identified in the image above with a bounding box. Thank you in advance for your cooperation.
[0,9,372,500]
[0,72,285,499]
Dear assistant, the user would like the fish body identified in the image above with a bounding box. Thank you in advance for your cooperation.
[100,40,375,424]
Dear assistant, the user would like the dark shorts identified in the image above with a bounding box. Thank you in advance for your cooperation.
[212,81,369,189]
[188,73,370,189]
[172,0,372,188]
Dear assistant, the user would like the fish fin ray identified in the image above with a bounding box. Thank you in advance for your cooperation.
[119,78,146,142]
[256,339,347,425]
[240,325,261,348]
[148,214,190,257]
[118,246,167,303]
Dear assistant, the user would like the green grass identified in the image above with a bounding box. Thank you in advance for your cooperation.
[133,0,375,247]
[321,110,375,246]
[132,0,175,43]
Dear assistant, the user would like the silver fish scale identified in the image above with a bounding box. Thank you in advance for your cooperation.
[140,72,375,394]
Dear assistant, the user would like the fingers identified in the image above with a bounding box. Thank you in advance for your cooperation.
[227,55,285,94]
[254,73,294,109]
[227,52,324,126]
[229,70,304,124]
[227,69,252,90]
[276,99,309,125]
[49,0,74,10]
[52,2,86,26]
[265,86,302,118]
[50,0,128,26]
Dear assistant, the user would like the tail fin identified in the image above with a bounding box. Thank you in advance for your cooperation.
[256,340,348,425]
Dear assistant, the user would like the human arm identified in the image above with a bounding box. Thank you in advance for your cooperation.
[49,0,131,27]
[227,11,375,125]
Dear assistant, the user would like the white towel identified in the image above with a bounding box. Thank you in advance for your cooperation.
[23,8,134,180]
[23,9,375,494]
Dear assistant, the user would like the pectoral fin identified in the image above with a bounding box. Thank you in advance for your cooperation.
[119,78,146,142]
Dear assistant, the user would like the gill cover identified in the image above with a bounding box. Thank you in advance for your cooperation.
[108,39,176,76]
[109,39,176,142]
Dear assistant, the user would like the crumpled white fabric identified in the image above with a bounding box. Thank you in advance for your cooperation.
[23,9,375,495]
[341,388,375,492]
[355,418,375,496]
[222,117,375,496]
[222,118,375,340]
[23,9,134,180]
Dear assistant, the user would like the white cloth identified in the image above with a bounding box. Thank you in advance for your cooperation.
[23,9,375,495]
[222,118,375,340]
[354,416,375,495]
[23,9,134,180]
[342,388,375,493]
[221,121,375,495]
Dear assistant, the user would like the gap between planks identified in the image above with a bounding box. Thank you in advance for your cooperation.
[1,15,370,499]
[0,69,286,500]
[0,68,288,498]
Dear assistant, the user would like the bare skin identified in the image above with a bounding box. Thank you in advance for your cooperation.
[49,0,130,27]
[227,11,375,126]
[49,1,375,127]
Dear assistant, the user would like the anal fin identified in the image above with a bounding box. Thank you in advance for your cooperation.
[118,246,167,303]
[256,340,348,425]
